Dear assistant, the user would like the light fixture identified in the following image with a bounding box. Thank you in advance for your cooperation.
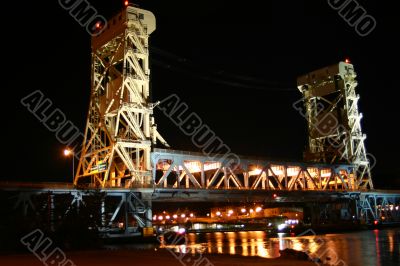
[63,148,75,183]
[64,149,72,156]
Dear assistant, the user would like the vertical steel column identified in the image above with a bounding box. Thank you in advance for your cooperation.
[49,194,55,232]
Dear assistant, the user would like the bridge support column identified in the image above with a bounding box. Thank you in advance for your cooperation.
[49,194,55,232]
[123,193,129,235]
[141,192,154,237]
[146,200,152,228]
[304,199,358,229]
[101,197,106,227]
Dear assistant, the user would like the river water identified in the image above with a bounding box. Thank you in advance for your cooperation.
[160,228,400,266]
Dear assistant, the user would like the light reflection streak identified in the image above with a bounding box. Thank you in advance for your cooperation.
[374,229,381,266]
[388,233,394,253]
[212,232,224,254]
[278,233,285,251]
[227,232,236,255]
[256,240,268,258]
[250,239,256,256]
[242,238,249,256]
[207,240,212,253]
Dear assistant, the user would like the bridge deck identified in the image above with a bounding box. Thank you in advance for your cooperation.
[1,181,399,202]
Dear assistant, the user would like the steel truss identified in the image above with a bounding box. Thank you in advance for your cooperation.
[9,188,153,237]
[354,192,400,224]
[152,149,359,191]
[5,185,400,227]
[297,62,373,189]
[75,6,168,188]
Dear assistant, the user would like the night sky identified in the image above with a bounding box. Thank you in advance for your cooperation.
[1,0,399,189]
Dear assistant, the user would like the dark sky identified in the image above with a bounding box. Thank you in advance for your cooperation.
[1,0,399,189]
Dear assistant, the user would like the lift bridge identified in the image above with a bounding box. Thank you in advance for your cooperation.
[1,5,400,238]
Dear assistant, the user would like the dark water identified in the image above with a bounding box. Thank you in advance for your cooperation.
[160,229,400,266]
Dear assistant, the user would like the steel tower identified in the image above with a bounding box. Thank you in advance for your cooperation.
[297,61,373,189]
[75,5,169,188]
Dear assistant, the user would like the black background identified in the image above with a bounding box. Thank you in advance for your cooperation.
[1,0,399,189]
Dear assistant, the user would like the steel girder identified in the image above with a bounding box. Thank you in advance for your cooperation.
[355,192,400,225]
[8,188,153,236]
[151,149,357,191]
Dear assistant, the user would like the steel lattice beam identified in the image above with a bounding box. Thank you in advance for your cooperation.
[151,149,357,191]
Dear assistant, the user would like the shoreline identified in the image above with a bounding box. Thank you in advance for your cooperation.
[0,248,320,266]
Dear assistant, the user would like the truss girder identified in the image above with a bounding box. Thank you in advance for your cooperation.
[355,192,400,224]
[151,149,357,191]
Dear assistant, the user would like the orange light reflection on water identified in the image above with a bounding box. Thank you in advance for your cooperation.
[159,229,397,266]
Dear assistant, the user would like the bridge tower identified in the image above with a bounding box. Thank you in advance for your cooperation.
[297,61,373,189]
[75,5,169,188]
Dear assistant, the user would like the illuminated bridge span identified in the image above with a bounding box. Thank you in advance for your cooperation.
[152,149,359,191]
